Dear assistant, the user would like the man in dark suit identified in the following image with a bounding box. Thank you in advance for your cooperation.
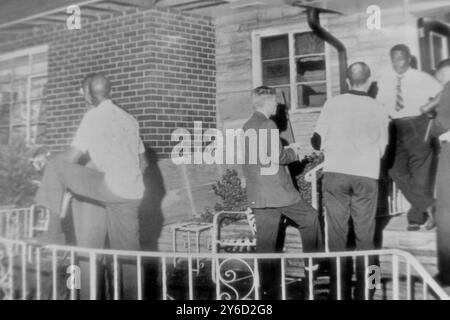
[242,86,323,299]
[429,58,450,286]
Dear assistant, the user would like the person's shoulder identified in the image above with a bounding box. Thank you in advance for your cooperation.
[80,107,100,124]
[263,118,278,130]
[412,68,437,82]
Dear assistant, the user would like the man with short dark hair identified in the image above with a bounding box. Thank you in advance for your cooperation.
[242,86,322,299]
[377,44,442,231]
[315,62,389,299]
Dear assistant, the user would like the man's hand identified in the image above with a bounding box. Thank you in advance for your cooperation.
[285,142,303,160]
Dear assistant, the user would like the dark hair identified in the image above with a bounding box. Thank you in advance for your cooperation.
[390,44,411,58]
[270,103,289,132]
[436,58,450,72]
[346,62,371,86]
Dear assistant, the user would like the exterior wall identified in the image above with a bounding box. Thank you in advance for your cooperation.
[0,7,216,158]
[215,0,422,154]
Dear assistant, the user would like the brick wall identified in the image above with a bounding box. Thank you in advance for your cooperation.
[0,7,216,158]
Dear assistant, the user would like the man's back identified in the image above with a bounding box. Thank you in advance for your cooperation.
[72,99,145,199]
[317,92,388,179]
[242,111,300,208]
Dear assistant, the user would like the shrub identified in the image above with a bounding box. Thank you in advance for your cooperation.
[0,143,45,207]
[200,152,324,223]
[200,169,248,223]
[296,152,324,207]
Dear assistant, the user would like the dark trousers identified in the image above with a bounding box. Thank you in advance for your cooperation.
[435,142,450,284]
[35,158,141,299]
[388,115,437,224]
[323,172,378,300]
[253,200,323,299]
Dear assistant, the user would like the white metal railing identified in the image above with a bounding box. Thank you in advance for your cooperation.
[0,237,448,300]
[0,207,33,240]
[304,163,409,215]
[0,206,49,240]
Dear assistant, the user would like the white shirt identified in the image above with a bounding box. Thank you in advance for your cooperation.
[315,92,389,180]
[72,99,145,199]
[377,68,441,119]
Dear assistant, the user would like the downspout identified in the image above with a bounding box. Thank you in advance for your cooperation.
[291,3,348,93]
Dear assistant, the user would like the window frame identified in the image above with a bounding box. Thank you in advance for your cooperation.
[429,30,449,70]
[0,44,48,146]
[251,23,331,114]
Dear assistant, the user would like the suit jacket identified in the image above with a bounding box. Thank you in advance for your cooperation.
[242,111,301,208]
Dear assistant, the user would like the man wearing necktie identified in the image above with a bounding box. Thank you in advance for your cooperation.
[378,44,442,231]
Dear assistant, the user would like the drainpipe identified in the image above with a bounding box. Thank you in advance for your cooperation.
[291,3,348,93]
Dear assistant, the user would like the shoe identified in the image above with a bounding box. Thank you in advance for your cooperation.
[407,223,420,231]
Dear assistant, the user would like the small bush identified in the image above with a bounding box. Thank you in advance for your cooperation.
[0,143,45,207]
[296,152,324,206]
[200,152,324,223]
[200,169,248,223]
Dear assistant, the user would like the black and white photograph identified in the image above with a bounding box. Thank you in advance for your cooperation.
[0,0,450,305]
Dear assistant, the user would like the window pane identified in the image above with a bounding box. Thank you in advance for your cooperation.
[10,125,26,144]
[297,83,327,108]
[0,102,9,127]
[0,60,12,82]
[0,88,11,103]
[0,126,9,145]
[262,59,290,86]
[13,56,29,77]
[31,76,47,99]
[261,34,289,60]
[31,52,47,74]
[10,102,27,126]
[296,56,326,82]
[294,32,324,56]
[30,99,46,123]
[431,33,449,69]
[11,79,27,103]
[30,123,46,145]
[274,86,290,107]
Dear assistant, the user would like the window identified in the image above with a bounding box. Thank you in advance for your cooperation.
[0,45,48,145]
[430,31,449,70]
[253,26,329,112]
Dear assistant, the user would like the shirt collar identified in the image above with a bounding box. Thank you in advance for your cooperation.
[348,90,369,97]
[97,99,113,109]
[395,67,411,79]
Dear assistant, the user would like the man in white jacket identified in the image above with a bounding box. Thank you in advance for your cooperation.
[315,62,389,299]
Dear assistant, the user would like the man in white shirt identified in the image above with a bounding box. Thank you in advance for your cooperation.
[377,44,442,231]
[315,62,389,300]
[34,74,147,299]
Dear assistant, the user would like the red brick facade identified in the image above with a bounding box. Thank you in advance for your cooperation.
[0,7,216,157]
